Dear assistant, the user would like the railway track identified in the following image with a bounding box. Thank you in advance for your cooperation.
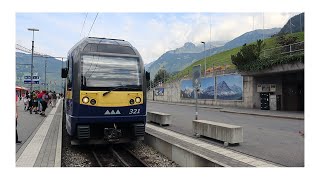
[92,145,149,167]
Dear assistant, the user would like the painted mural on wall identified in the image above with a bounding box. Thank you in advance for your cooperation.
[155,88,164,96]
[216,74,243,100]
[180,79,194,98]
[198,77,215,99]
[181,77,215,99]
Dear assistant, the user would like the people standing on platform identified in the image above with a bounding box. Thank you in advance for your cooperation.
[16,93,21,144]
[48,91,53,107]
[28,91,33,113]
[30,91,38,114]
[19,90,22,101]
[23,92,30,111]
[40,91,49,116]
[37,90,44,113]
[52,91,57,107]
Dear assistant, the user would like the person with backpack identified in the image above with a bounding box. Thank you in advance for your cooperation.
[30,91,38,114]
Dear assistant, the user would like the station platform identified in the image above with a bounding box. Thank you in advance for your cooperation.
[145,123,281,167]
[16,99,62,167]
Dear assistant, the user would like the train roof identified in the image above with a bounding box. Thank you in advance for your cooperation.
[86,37,132,46]
[68,37,134,55]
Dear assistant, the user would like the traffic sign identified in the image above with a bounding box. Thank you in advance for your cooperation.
[24,75,39,80]
[192,64,201,88]
[24,80,39,84]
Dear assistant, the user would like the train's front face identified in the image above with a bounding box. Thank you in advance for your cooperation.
[71,52,146,144]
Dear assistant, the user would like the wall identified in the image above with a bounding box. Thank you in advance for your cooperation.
[147,75,255,109]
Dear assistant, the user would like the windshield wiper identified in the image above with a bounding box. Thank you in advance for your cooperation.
[103,85,142,96]
[103,86,122,96]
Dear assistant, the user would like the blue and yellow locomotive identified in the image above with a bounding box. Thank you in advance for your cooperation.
[61,37,150,145]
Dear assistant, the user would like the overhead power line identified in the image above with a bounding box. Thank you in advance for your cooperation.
[80,13,88,37]
[16,43,66,59]
[16,43,50,57]
[88,13,99,37]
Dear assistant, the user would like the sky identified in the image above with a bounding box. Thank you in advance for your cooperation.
[16,12,299,64]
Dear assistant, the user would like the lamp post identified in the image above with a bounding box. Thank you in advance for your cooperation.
[28,28,39,92]
[201,41,206,77]
[61,57,64,94]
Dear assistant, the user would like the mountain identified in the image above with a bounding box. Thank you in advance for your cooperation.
[171,41,224,54]
[16,52,66,92]
[222,28,281,50]
[230,84,242,94]
[217,81,234,95]
[144,61,155,70]
[278,13,304,35]
[199,85,215,99]
[217,81,243,100]
[173,42,199,53]
[147,50,206,79]
[147,28,280,80]
[181,87,194,99]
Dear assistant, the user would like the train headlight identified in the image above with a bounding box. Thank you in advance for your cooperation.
[129,99,134,105]
[135,97,141,103]
[90,99,96,105]
[82,97,89,103]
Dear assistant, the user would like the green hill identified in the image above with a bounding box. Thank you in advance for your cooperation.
[16,52,66,92]
[170,31,304,81]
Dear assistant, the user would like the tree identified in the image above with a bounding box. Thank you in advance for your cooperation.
[275,35,299,55]
[231,40,265,71]
[153,68,170,85]
[276,35,298,46]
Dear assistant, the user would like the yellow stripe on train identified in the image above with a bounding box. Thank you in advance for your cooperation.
[66,90,72,99]
[79,90,143,107]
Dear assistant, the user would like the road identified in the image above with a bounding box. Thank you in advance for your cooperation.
[147,101,304,167]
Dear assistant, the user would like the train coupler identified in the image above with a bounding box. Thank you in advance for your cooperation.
[104,128,122,142]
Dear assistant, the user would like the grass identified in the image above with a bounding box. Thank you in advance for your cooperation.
[169,32,304,82]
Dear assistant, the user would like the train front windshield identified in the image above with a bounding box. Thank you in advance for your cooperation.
[81,55,141,90]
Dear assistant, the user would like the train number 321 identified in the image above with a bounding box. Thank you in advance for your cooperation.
[129,109,140,114]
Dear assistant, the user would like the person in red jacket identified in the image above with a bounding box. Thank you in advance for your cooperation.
[40,91,49,116]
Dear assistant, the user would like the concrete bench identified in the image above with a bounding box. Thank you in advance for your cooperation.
[192,120,243,146]
[147,111,172,126]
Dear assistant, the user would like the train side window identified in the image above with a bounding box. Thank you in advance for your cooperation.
[67,57,73,90]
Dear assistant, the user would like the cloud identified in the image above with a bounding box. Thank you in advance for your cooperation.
[137,13,297,64]
[16,13,297,64]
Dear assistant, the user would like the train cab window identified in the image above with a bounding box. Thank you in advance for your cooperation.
[84,43,136,55]
[81,55,141,90]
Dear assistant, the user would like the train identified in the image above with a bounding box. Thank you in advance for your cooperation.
[61,37,150,145]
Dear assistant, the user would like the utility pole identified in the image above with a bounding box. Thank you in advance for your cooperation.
[45,58,47,90]
[61,57,64,94]
[34,55,66,93]
[28,28,39,92]
[201,41,206,77]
